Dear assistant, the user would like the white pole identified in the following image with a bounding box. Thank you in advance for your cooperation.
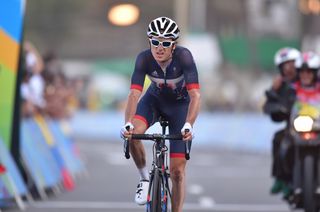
[174,0,189,42]
[6,174,26,210]
[190,0,207,32]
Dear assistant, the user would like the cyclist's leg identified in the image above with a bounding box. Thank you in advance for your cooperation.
[131,93,158,175]
[167,101,190,212]
[132,93,159,205]
[170,158,187,212]
[131,118,148,170]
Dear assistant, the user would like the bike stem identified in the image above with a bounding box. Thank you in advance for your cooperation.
[160,118,169,135]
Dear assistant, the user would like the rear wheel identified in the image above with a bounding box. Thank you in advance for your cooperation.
[303,155,316,212]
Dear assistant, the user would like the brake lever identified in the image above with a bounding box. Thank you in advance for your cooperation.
[124,126,131,159]
[124,138,130,159]
[184,129,190,160]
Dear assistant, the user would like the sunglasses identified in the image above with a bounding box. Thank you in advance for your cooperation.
[149,38,175,48]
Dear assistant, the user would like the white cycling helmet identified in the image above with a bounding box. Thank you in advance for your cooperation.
[295,51,320,70]
[147,17,180,40]
[274,47,300,67]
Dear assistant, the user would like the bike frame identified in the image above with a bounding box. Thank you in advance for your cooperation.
[123,118,190,212]
[148,119,171,212]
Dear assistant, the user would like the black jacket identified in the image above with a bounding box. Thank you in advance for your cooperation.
[263,81,296,126]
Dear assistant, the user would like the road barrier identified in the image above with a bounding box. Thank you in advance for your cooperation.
[0,137,27,209]
[71,110,283,153]
[0,115,85,210]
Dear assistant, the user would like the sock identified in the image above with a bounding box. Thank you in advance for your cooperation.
[138,167,149,181]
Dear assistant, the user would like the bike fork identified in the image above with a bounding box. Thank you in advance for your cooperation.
[147,170,155,204]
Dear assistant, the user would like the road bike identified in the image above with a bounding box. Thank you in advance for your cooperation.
[123,118,190,212]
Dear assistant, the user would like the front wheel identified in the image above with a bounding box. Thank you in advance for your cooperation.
[150,170,162,212]
[303,155,316,212]
[147,170,168,212]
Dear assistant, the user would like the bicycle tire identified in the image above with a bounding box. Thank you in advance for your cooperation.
[151,169,162,212]
[161,174,169,212]
[303,155,316,212]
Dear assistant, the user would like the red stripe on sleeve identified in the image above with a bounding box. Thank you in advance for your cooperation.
[133,115,149,128]
[130,84,143,91]
[186,83,200,90]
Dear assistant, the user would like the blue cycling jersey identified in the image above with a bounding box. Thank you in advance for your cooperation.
[130,46,200,101]
[130,46,199,158]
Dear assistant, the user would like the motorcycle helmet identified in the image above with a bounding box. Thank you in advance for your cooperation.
[147,17,180,40]
[274,47,300,74]
[295,51,320,70]
[295,51,320,84]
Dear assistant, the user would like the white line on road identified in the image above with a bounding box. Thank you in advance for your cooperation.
[188,184,204,195]
[188,184,216,209]
[32,201,290,211]
[199,196,216,208]
[105,152,131,166]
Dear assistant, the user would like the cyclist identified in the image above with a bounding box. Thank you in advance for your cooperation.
[120,16,201,212]
[263,47,300,197]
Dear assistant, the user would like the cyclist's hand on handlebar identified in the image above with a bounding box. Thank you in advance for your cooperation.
[181,122,193,141]
[120,122,134,139]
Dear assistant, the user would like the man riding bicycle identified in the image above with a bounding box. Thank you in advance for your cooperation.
[120,17,201,212]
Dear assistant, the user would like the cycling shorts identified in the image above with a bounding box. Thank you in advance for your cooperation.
[134,91,192,158]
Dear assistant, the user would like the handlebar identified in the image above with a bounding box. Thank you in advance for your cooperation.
[131,134,183,140]
[123,132,191,160]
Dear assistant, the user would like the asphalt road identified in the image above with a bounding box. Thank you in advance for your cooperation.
[8,140,296,212]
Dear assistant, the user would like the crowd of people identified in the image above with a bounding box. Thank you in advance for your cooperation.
[263,47,320,201]
[20,41,82,120]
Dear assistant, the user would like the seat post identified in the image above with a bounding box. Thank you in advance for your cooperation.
[159,117,169,135]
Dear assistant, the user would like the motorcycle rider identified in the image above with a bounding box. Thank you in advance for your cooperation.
[263,47,300,197]
[293,51,320,101]
[281,51,320,202]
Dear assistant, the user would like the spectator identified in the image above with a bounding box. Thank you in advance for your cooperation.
[23,41,46,111]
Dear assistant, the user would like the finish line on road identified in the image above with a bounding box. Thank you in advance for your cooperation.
[32,201,290,211]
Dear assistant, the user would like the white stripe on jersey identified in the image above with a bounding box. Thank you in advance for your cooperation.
[147,74,184,89]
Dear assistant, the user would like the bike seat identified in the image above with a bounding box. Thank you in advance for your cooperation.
[159,116,169,127]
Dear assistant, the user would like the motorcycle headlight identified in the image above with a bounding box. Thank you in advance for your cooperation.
[293,116,314,132]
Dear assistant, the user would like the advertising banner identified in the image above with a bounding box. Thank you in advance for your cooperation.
[0,0,25,148]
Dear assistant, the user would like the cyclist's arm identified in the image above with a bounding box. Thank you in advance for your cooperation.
[186,88,201,125]
[124,52,146,123]
[180,48,201,126]
[125,89,142,123]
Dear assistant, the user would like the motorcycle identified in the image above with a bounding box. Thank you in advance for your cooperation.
[286,99,320,212]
